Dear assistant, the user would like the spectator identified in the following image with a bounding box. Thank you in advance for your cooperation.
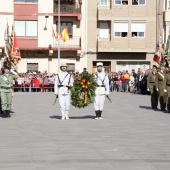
[120,73,125,92]
[129,73,135,93]
[124,70,130,92]
[113,74,119,92]
[109,73,114,92]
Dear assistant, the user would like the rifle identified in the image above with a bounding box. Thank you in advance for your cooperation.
[106,95,112,103]
[53,95,58,105]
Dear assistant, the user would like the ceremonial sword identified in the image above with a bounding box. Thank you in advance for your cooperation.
[53,96,58,105]
[106,95,112,103]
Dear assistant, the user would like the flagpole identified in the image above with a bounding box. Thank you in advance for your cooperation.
[58,0,60,72]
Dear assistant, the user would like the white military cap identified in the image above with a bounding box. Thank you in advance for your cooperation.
[60,63,67,67]
[96,62,103,67]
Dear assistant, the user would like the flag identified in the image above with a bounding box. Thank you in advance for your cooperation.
[52,26,58,38]
[11,29,21,64]
[61,26,69,42]
[4,21,9,42]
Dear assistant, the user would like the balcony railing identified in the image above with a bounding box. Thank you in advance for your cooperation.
[14,0,38,2]
[55,4,81,13]
[53,36,81,48]
[97,34,111,41]
[97,2,111,9]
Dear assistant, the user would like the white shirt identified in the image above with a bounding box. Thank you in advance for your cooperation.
[95,71,109,95]
[54,71,74,95]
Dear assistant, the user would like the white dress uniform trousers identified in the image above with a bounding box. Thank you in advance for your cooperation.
[54,71,74,119]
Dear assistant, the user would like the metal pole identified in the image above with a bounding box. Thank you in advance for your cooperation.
[58,0,60,72]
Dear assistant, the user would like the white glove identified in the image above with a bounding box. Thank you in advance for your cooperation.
[156,88,158,91]
[164,89,167,92]
[147,88,150,91]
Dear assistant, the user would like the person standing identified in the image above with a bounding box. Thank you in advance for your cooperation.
[163,68,170,112]
[0,68,4,116]
[0,66,16,118]
[94,62,109,119]
[54,63,74,120]
[124,70,130,92]
[147,66,158,110]
[155,64,166,111]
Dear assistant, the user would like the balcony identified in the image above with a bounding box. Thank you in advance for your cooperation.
[54,4,81,13]
[97,2,111,10]
[53,36,81,50]
[97,34,111,41]
[97,2,112,20]
[97,35,148,52]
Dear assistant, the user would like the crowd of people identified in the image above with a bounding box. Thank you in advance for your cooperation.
[11,68,149,95]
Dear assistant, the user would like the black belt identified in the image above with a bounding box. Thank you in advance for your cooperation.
[150,82,155,83]
[167,84,170,87]
[97,85,105,87]
[58,85,70,88]
[0,87,11,89]
[158,79,163,81]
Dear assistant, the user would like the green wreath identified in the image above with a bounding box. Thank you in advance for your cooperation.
[71,73,97,108]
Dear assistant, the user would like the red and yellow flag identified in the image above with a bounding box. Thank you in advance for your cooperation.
[61,26,69,42]
[52,26,58,38]
[11,30,21,64]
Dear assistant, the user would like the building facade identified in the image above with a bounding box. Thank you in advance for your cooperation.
[0,0,86,73]
[86,0,159,72]
[0,0,166,73]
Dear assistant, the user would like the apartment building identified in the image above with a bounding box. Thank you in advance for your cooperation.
[87,0,159,72]
[0,0,86,73]
[165,0,170,42]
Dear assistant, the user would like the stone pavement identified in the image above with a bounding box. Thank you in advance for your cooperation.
[0,92,170,170]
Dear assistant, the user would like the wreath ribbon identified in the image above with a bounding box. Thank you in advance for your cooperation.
[81,79,90,104]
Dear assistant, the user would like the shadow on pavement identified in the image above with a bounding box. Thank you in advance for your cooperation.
[50,115,95,119]
[139,106,153,110]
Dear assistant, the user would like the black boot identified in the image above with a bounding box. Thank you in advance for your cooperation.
[99,111,103,119]
[2,110,8,118]
[95,110,99,119]
[0,110,4,117]
[7,110,10,118]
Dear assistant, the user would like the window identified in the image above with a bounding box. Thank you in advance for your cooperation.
[114,22,128,37]
[131,22,145,37]
[115,0,128,5]
[14,21,38,37]
[167,0,170,10]
[67,63,75,72]
[14,0,38,2]
[132,0,145,5]
[27,63,38,72]
[56,22,73,38]
[99,22,110,40]
[100,0,109,6]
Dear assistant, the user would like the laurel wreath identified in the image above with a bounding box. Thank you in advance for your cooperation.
[71,74,97,108]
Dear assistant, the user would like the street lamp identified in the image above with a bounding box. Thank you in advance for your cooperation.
[44,15,49,30]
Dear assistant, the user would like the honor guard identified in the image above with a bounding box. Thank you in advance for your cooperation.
[0,68,4,116]
[0,66,16,118]
[155,63,166,111]
[147,65,158,110]
[163,67,170,112]
[94,62,109,119]
[54,63,74,120]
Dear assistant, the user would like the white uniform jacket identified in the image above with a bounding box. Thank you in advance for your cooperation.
[94,72,109,95]
[54,71,74,95]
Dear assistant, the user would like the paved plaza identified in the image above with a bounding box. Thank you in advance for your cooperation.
[0,92,170,170]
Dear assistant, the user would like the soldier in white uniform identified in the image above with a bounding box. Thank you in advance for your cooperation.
[54,63,74,120]
[94,62,109,119]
